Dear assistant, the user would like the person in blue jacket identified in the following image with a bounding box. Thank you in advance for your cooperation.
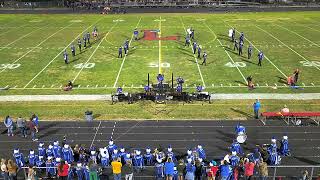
[219,160,232,180]
[185,158,196,180]
[164,158,175,179]
[253,99,261,119]
[4,115,14,136]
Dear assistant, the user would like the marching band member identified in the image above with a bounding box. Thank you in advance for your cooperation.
[28,149,37,166]
[47,144,54,157]
[154,158,164,180]
[90,150,97,164]
[62,144,74,164]
[124,153,132,162]
[119,147,126,164]
[235,123,246,135]
[13,149,25,168]
[36,156,44,167]
[99,147,109,167]
[230,140,243,155]
[108,140,117,155]
[53,140,61,158]
[280,135,290,156]
[167,145,176,162]
[157,74,164,84]
[229,151,240,167]
[185,158,196,180]
[38,142,46,158]
[76,162,84,180]
[186,149,194,162]
[46,156,55,178]
[268,137,281,165]
[144,147,154,166]
[111,149,119,160]
[133,150,144,172]
[79,146,87,163]
[197,145,206,160]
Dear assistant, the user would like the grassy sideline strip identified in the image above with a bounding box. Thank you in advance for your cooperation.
[1,100,319,120]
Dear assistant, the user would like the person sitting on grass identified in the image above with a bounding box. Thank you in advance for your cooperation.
[63,81,73,91]
[247,76,254,90]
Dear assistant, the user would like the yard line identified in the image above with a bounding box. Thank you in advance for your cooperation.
[23,18,104,88]
[276,24,320,48]
[255,25,320,71]
[0,23,74,73]
[0,25,46,51]
[159,16,162,74]
[72,22,118,83]
[113,17,142,88]
[223,20,287,78]
[90,121,101,149]
[203,21,247,84]
[179,17,206,87]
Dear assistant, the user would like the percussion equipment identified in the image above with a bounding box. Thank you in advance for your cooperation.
[236,132,247,144]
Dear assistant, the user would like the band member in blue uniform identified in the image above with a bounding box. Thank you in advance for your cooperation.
[119,147,127,164]
[280,135,290,156]
[230,140,243,155]
[63,50,69,64]
[202,52,207,66]
[134,28,139,40]
[196,84,203,92]
[108,140,117,156]
[144,147,154,166]
[133,150,144,172]
[62,144,74,164]
[111,149,119,160]
[197,145,206,160]
[38,142,46,158]
[248,44,253,59]
[90,150,97,164]
[28,150,37,166]
[47,144,54,157]
[46,156,55,178]
[229,151,240,167]
[167,146,176,162]
[13,149,25,168]
[118,46,123,58]
[99,147,109,167]
[76,162,84,180]
[258,51,264,67]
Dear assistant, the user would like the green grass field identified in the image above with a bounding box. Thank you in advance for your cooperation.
[1,12,320,95]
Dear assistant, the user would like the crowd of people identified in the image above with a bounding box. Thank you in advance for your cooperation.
[1,122,294,180]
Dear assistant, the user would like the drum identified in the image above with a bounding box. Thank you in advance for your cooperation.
[237,132,247,144]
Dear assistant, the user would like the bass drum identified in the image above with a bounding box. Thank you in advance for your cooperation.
[236,132,247,144]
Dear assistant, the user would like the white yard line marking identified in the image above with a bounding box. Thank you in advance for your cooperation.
[179,17,206,87]
[114,121,143,141]
[0,25,46,51]
[90,121,101,148]
[276,24,320,48]
[158,16,162,74]
[113,17,142,88]
[110,121,117,139]
[255,25,320,71]
[223,21,288,78]
[203,21,247,84]
[0,23,74,73]
[72,22,118,83]
[23,18,104,88]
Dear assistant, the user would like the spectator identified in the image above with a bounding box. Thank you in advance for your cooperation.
[281,105,290,114]
[17,117,27,138]
[27,118,38,141]
[257,158,268,180]
[185,160,195,180]
[219,160,232,180]
[244,158,255,180]
[89,160,99,180]
[57,161,69,180]
[176,159,185,180]
[164,158,175,180]
[300,170,309,180]
[27,165,36,180]
[73,144,80,162]
[6,159,18,180]
[195,159,203,180]
[1,159,9,180]
[122,159,133,180]
[253,99,261,119]
[111,158,122,180]
[207,161,218,180]
[4,116,14,136]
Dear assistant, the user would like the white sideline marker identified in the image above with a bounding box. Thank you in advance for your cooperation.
[24,17,104,88]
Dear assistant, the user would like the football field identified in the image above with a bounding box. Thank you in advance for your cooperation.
[1,12,320,95]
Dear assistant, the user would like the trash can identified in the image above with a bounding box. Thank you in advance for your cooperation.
[85,110,93,122]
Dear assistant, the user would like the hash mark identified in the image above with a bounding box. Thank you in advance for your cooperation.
[33,85,36,88]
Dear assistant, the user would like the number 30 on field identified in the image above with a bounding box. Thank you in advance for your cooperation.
[74,63,95,69]
[300,61,320,67]
[0,64,21,69]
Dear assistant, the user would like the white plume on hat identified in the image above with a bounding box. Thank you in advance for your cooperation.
[232,151,237,156]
